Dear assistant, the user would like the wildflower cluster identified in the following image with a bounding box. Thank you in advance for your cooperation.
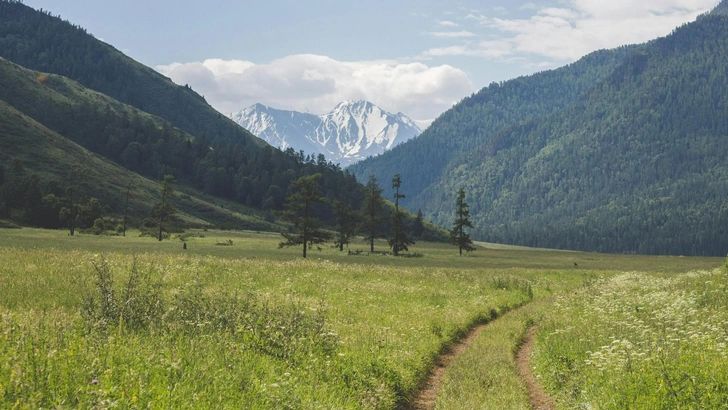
[535,269,728,408]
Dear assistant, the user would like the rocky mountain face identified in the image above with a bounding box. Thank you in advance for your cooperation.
[231,100,421,167]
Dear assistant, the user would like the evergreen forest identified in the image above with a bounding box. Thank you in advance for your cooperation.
[351,7,728,256]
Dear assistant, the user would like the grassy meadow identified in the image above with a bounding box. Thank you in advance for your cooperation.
[0,227,724,409]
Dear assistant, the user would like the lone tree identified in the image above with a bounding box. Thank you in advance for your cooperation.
[153,174,177,241]
[59,164,87,236]
[278,174,332,258]
[389,174,413,256]
[121,179,134,237]
[450,187,475,255]
[332,199,359,252]
[412,209,425,239]
[361,175,386,253]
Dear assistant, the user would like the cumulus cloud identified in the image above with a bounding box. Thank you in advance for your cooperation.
[156,55,475,124]
[437,20,460,27]
[425,0,718,63]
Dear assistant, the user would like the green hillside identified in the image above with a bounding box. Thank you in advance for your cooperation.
[351,5,728,256]
[0,54,445,241]
[0,98,277,231]
[350,46,636,201]
[0,0,263,148]
[0,1,388,233]
[0,53,367,226]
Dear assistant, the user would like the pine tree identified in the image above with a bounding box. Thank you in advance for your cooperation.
[278,174,332,258]
[412,209,425,239]
[450,188,475,255]
[361,175,386,253]
[122,179,133,237]
[332,199,359,252]
[153,174,177,241]
[389,174,413,256]
[59,164,87,236]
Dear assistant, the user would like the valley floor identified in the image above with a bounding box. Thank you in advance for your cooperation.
[0,228,724,409]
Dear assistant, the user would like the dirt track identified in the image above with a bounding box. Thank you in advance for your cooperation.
[516,326,555,410]
[406,322,491,410]
[407,320,554,410]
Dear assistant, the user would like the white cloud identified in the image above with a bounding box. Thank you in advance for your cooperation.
[424,0,718,62]
[465,13,489,23]
[425,30,478,38]
[156,55,475,123]
[437,20,460,27]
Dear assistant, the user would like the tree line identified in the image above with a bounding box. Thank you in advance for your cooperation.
[277,173,471,258]
[0,159,178,239]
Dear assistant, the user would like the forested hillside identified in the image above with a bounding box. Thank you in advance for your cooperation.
[351,6,728,256]
[0,0,385,233]
[0,2,448,241]
[0,55,364,210]
[0,0,262,148]
[350,46,636,207]
[0,98,279,231]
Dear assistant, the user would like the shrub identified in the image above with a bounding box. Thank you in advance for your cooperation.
[81,256,165,331]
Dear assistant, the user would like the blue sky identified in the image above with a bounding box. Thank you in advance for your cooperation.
[23,0,721,125]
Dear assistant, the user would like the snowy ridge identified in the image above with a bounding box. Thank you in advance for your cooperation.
[230,100,422,166]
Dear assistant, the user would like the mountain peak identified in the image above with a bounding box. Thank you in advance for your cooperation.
[231,101,421,166]
[334,100,372,110]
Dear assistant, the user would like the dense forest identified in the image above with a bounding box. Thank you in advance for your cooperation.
[352,6,728,256]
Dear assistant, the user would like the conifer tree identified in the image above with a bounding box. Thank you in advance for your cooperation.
[412,209,425,239]
[361,175,386,253]
[332,199,359,252]
[450,188,475,255]
[389,174,413,256]
[122,179,133,237]
[59,164,87,236]
[153,175,177,241]
[278,174,332,258]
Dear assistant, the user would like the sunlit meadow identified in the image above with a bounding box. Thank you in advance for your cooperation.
[0,228,723,408]
[534,268,728,408]
[0,243,536,408]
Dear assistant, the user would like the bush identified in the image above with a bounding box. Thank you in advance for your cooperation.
[90,218,105,235]
[81,256,165,331]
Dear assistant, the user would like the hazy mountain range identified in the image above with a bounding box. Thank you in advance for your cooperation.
[231,100,421,166]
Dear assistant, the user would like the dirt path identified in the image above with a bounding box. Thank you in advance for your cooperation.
[406,321,555,410]
[405,322,490,410]
[516,326,555,410]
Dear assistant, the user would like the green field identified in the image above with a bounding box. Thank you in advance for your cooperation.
[0,228,724,409]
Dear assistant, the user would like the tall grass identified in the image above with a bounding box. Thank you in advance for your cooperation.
[0,246,538,408]
[533,268,728,408]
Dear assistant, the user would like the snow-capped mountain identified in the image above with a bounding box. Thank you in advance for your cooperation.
[230,100,422,167]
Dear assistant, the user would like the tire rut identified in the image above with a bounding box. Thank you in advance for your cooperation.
[516,326,555,410]
[405,322,490,410]
[405,316,555,410]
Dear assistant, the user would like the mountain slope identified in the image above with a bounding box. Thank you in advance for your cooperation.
[351,7,728,256]
[0,0,374,222]
[231,101,421,166]
[349,46,637,202]
[0,98,277,230]
[0,0,264,148]
[0,55,367,227]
